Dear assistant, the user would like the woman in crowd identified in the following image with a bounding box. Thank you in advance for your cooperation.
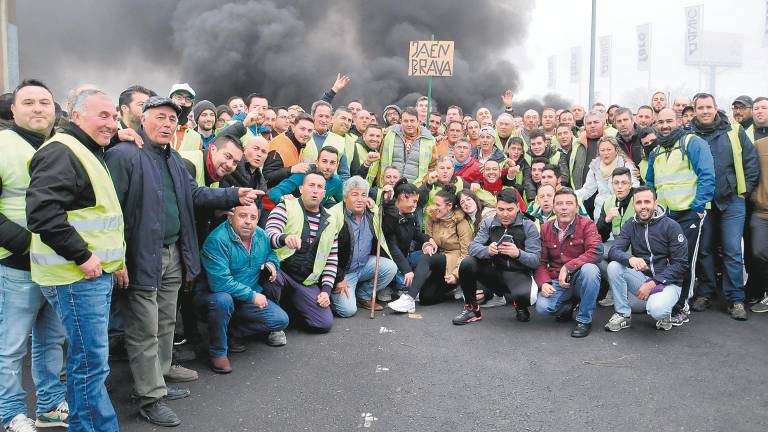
[388,188,473,313]
[576,136,640,219]
[382,179,431,296]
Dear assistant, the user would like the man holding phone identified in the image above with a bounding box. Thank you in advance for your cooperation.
[604,186,688,332]
[453,189,540,324]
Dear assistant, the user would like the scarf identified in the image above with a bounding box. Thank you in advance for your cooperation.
[454,156,473,171]
[599,157,619,180]
[656,127,686,149]
[205,147,222,182]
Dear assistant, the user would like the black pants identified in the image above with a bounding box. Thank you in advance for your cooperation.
[747,214,768,299]
[459,256,532,307]
[672,210,705,311]
[408,253,452,305]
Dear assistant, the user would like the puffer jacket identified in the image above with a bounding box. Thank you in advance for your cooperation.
[425,207,473,279]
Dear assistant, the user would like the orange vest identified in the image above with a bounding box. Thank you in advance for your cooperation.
[269,133,301,167]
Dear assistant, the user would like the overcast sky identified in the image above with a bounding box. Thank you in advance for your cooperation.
[518,0,768,110]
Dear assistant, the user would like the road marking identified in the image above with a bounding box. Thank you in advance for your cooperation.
[359,412,378,428]
[375,365,389,373]
[379,326,394,334]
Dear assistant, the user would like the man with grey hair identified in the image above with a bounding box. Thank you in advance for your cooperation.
[27,88,126,431]
[332,176,397,316]
[672,96,692,120]
[308,100,350,180]
[496,112,517,148]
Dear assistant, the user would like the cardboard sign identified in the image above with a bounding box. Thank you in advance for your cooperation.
[408,40,454,77]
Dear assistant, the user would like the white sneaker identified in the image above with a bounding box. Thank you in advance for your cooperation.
[604,313,631,332]
[8,414,36,432]
[387,294,416,313]
[655,317,673,331]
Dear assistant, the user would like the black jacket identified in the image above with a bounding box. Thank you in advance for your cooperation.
[349,136,374,179]
[27,124,105,266]
[690,112,759,208]
[381,200,430,274]
[608,206,688,286]
[105,129,240,290]
[616,126,644,166]
[263,130,304,187]
[0,125,50,270]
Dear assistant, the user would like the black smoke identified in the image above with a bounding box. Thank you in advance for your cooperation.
[18,0,565,115]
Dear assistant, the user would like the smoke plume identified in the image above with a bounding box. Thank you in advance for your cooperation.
[18,0,569,115]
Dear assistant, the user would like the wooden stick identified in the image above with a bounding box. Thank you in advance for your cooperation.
[370,207,383,319]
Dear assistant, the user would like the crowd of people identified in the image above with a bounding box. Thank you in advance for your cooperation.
[0,73,766,431]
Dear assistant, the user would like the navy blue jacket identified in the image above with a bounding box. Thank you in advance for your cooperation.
[608,206,688,286]
[690,112,759,209]
[105,130,240,290]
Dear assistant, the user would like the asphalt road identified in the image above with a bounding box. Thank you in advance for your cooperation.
[24,300,768,431]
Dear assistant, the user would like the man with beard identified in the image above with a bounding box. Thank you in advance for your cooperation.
[635,105,655,128]
[263,113,315,188]
[646,108,714,325]
[349,124,383,184]
[688,95,757,320]
[269,147,343,208]
[604,186,688,332]
[614,107,644,166]
[382,104,401,127]
[193,100,217,149]
[118,85,154,131]
[731,95,755,141]
[636,126,657,181]
[651,91,667,114]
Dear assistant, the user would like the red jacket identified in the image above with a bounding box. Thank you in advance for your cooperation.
[455,158,483,183]
[535,215,602,286]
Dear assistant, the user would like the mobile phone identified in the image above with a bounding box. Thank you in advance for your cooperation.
[499,234,514,244]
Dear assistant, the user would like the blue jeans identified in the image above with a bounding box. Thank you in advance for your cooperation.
[535,263,601,324]
[698,197,746,303]
[198,288,289,359]
[332,256,398,317]
[41,274,118,432]
[394,251,423,292]
[0,265,66,427]
[607,262,682,320]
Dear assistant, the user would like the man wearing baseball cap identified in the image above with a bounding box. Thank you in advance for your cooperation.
[732,95,755,141]
[169,83,203,152]
[104,96,261,427]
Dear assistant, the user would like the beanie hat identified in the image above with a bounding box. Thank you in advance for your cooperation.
[193,100,216,124]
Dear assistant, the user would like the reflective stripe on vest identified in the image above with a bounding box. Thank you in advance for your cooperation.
[727,124,747,195]
[652,135,698,211]
[274,199,343,286]
[29,133,125,286]
[745,124,755,143]
[602,195,635,237]
[0,130,35,259]
[178,149,205,186]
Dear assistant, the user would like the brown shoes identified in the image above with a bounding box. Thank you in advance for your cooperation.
[210,357,232,374]
[357,298,384,311]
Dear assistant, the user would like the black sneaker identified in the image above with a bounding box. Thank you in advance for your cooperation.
[728,303,748,321]
[571,322,592,338]
[140,399,181,427]
[691,297,711,312]
[515,306,531,322]
[452,304,482,325]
